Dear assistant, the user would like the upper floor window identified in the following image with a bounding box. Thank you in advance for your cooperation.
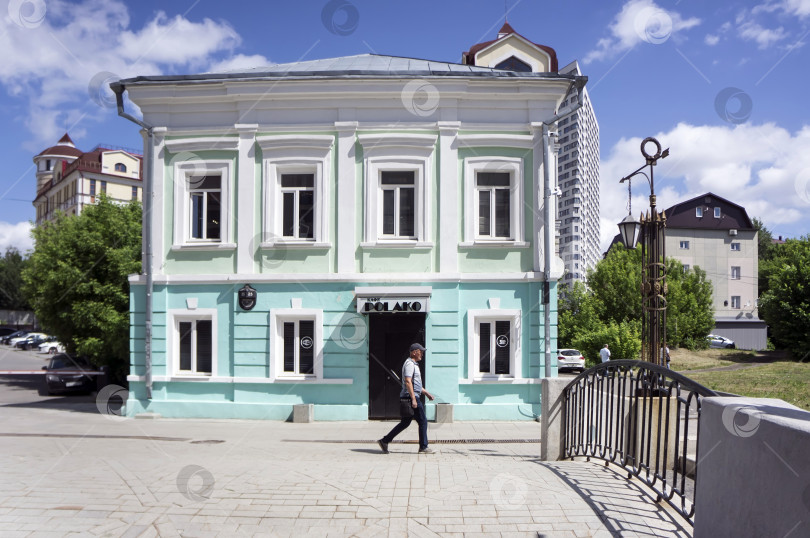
[115,163,127,173]
[684,264,690,272]
[100,180,107,194]
[714,207,721,218]
[731,266,741,280]
[696,207,703,218]
[380,171,416,239]
[189,175,221,241]
[89,179,96,198]
[131,186,138,200]
[476,172,511,239]
[259,134,332,248]
[281,173,315,239]
[731,296,741,309]
[679,240,690,249]
[172,160,232,247]
[730,242,741,251]
[45,159,52,171]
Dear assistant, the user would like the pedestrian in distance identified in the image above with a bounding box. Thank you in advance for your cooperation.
[378,343,436,454]
[600,344,611,363]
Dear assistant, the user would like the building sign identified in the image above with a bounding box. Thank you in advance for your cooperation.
[357,297,429,314]
[354,286,432,315]
[238,284,257,311]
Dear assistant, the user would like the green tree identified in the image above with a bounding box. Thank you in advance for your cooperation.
[0,248,31,311]
[753,217,778,297]
[22,196,141,380]
[557,281,600,348]
[758,237,810,358]
[665,260,714,349]
[571,321,641,366]
[570,244,714,352]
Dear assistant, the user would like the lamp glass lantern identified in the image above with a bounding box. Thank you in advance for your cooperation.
[618,214,641,249]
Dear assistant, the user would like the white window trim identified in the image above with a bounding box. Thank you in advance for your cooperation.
[730,242,741,251]
[696,207,703,218]
[168,308,218,377]
[463,157,525,245]
[172,160,232,248]
[679,241,690,249]
[358,133,435,246]
[714,207,721,218]
[466,308,521,382]
[731,296,741,309]
[269,308,324,381]
[731,266,741,280]
[259,135,333,248]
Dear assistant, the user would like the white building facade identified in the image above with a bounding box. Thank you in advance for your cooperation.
[556,61,600,285]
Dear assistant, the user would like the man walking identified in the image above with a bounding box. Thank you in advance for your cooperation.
[600,344,611,363]
[378,343,436,454]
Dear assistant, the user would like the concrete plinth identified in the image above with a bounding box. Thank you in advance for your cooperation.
[435,403,454,423]
[292,404,314,423]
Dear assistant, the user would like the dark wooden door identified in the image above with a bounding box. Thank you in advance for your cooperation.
[368,313,425,419]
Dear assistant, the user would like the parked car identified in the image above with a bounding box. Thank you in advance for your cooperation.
[7,332,32,347]
[38,337,65,354]
[557,348,586,372]
[42,354,98,395]
[707,334,736,349]
[2,330,28,345]
[15,333,48,350]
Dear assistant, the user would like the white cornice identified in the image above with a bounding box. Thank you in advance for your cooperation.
[164,137,239,153]
[256,134,335,152]
[128,272,548,284]
[457,134,535,149]
[357,133,437,149]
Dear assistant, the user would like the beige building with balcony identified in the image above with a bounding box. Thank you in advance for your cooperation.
[664,193,767,350]
[33,133,142,225]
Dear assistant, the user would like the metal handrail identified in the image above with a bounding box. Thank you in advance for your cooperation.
[562,360,717,526]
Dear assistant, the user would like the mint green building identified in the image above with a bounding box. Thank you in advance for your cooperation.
[114,28,586,421]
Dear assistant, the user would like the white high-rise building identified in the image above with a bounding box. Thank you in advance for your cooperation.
[556,60,600,286]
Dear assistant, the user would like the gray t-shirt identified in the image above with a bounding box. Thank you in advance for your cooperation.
[400,358,422,398]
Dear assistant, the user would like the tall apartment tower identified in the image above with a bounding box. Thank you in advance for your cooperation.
[556,60,600,285]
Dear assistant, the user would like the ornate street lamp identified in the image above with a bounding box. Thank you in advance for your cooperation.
[617,137,669,368]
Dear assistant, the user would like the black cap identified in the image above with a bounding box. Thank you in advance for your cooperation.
[409,343,426,352]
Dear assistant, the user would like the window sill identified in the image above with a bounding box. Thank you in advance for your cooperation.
[260,241,332,249]
[459,377,540,384]
[459,241,530,248]
[171,243,237,251]
[360,241,434,249]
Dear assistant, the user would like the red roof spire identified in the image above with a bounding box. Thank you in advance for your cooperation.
[498,22,516,37]
[57,133,75,147]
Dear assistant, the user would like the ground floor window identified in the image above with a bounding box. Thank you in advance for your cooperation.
[467,308,521,380]
[270,308,323,380]
[171,311,217,376]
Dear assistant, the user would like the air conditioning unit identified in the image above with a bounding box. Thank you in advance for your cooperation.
[729,229,738,236]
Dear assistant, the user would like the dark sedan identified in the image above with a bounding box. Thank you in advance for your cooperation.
[42,354,98,395]
[1,330,28,345]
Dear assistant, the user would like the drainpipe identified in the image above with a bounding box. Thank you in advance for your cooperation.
[542,77,586,378]
[112,84,154,400]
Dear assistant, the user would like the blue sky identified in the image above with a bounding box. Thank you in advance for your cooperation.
[0,0,808,252]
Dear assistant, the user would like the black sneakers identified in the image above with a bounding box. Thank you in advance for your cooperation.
[377,439,389,454]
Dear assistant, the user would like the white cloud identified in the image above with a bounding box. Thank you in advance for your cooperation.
[207,54,275,74]
[705,34,720,45]
[600,122,810,251]
[738,20,789,48]
[0,222,33,254]
[584,0,701,63]
[783,0,810,17]
[0,0,271,149]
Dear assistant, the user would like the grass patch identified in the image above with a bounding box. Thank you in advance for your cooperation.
[687,361,810,411]
[670,348,785,371]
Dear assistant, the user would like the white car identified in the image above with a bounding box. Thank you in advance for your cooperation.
[38,339,65,354]
[557,348,586,372]
[707,334,736,349]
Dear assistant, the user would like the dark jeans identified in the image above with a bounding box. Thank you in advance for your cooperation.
[382,397,428,450]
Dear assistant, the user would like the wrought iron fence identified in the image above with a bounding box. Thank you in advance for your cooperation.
[561,360,717,525]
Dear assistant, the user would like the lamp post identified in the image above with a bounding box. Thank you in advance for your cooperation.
[617,137,669,368]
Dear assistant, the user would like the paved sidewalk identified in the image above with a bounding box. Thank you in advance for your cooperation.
[0,405,691,537]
